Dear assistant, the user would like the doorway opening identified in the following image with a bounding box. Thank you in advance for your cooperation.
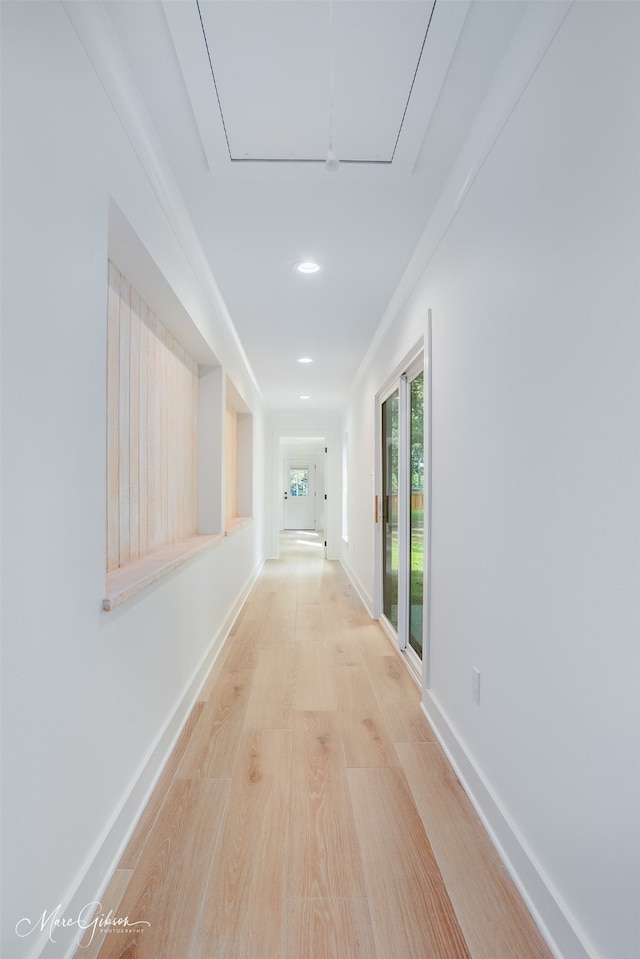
[277,435,327,555]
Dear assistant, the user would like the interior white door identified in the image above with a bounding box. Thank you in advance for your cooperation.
[283,460,316,529]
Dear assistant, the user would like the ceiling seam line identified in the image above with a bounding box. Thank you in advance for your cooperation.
[196,0,232,161]
[390,0,438,164]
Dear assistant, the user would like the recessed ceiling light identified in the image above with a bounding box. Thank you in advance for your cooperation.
[297,357,313,364]
[299,395,310,400]
[296,261,320,274]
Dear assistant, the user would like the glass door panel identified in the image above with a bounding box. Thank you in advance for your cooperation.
[289,467,309,497]
[382,390,399,630]
[409,372,424,657]
[283,461,315,529]
[379,359,425,674]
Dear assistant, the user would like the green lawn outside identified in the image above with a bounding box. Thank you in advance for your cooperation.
[389,509,424,604]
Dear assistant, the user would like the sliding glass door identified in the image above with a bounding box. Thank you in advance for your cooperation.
[409,372,424,658]
[380,358,425,672]
[382,389,399,630]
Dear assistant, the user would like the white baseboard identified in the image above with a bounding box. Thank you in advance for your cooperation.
[339,557,374,617]
[335,559,596,959]
[421,692,595,959]
[31,556,263,959]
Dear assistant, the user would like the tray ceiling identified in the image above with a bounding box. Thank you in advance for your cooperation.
[166,0,467,173]
[197,0,436,163]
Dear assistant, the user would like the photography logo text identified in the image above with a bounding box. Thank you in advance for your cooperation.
[15,902,150,947]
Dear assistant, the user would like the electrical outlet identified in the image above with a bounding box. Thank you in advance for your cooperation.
[472,667,481,704]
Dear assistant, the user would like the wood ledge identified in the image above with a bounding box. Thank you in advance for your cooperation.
[225,516,252,535]
[104,534,224,611]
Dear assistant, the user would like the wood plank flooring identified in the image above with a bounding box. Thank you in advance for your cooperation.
[77,532,552,959]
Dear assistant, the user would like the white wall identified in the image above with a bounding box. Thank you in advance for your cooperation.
[343,4,640,959]
[1,4,264,958]
[342,374,379,610]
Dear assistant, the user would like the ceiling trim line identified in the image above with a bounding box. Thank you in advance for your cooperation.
[195,0,232,161]
[390,0,471,172]
[227,157,393,166]
[390,0,438,164]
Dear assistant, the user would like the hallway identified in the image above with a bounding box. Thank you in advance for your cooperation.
[77,533,551,959]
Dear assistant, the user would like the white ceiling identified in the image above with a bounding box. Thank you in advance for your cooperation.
[103,0,527,411]
[195,0,437,163]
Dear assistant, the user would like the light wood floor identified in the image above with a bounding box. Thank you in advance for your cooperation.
[78,532,552,959]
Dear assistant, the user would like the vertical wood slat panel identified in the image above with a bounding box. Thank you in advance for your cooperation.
[106,262,199,570]
[226,408,238,527]
[138,302,148,560]
[146,305,157,555]
[178,355,184,542]
[191,358,198,537]
[118,274,131,568]
[185,358,190,539]
[175,346,184,544]
[167,337,177,546]
[154,313,164,553]
[186,357,193,538]
[178,343,185,540]
[106,263,120,572]
[166,331,172,547]
[129,289,140,564]
[160,321,169,549]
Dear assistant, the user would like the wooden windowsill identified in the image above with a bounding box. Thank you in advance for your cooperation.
[104,534,224,611]
[225,516,252,535]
